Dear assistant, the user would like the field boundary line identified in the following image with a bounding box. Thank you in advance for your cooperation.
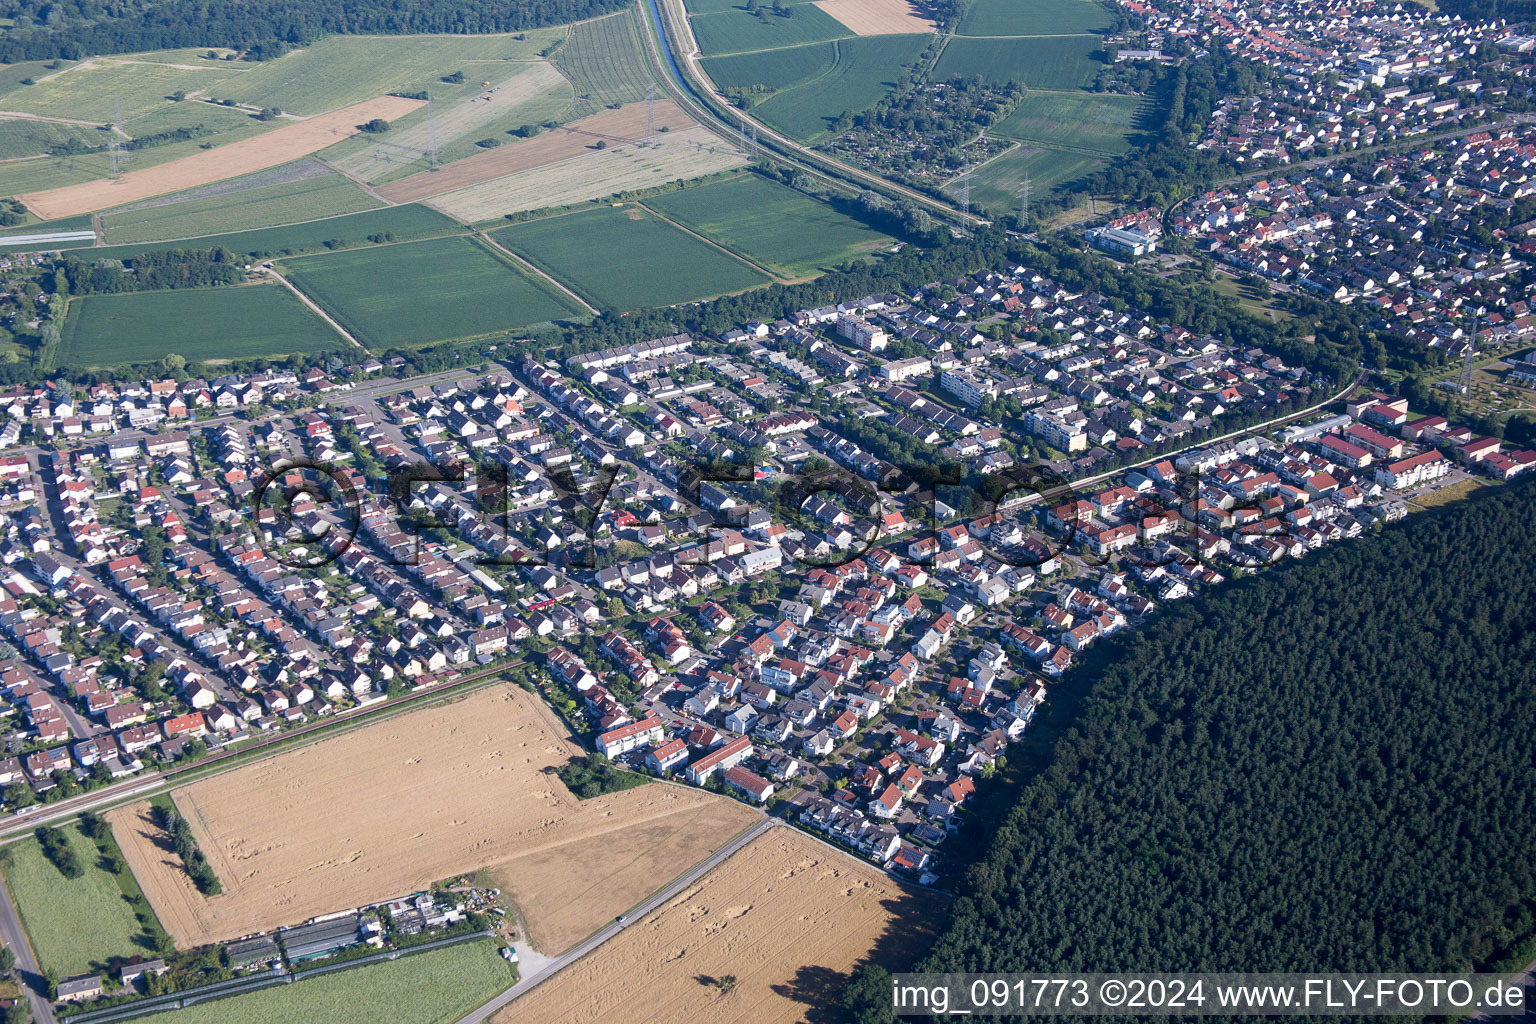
[475,231,600,315]
[316,157,397,206]
[260,268,370,352]
[951,30,1099,38]
[633,199,787,280]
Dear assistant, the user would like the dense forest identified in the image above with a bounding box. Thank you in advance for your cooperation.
[884,481,1536,1013]
[0,0,630,62]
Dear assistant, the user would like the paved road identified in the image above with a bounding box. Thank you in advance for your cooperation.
[0,870,57,1024]
[452,816,776,1024]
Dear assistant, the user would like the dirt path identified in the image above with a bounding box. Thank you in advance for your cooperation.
[477,231,600,315]
[260,267,369,351]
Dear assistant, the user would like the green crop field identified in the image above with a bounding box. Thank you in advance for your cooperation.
[553,12,660,121]
[102,172,384,244]
[992,90,1145,153]
[933,34,1104,88]
[644,174,892,278]
[689,5,851,56]
[61,284,347,366]
[284,235,583,348]
[957,0,1112,37]
[216,32,564,116]
[0,118,105,160]
[0,57,245,125]
[1,824,158,976]
[701,40,837,92]
[81,204,462,262]
[495,205,771,311]
[135,940,515,1024]
[963,143,1106,213]
[750,35,930,141]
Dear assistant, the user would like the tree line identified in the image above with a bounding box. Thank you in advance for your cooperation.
[847,479,1536,1021]
[152,803,223,895]
[0,0,631,62]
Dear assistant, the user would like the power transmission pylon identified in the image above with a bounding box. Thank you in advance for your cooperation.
[107,97,123,177]
[957,169,971,221]
[426,90,440,170]
[1457,314,1480,394]
[1017,176,1031,226]
[644,83,659,141]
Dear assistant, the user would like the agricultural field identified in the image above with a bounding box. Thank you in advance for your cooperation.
[0,56,246,124]
[932,33,1104,88]
[689,4,852,56]
[324,62,574,185]
[499,827,947,1024]
[108,684,760,952]
[991,90,1146,154]
[377,101,697,205]
[81,203,459,261]
[215,32,565,116]
[429,126,745,222]
[956,0,1112,36]
[282,235,583,348]
[747,34,930,141]
[0,117,105,161]
[60,284,347,366]
[494,205,771,310]
[644,173,892,278]
[101,166,383,244]
[134,940,514,1024]
[18,95,422,219]
[552,11,661,121]
[1,823,158,977]
[700,41,838,93]
[814,0,937,35]
[961,142,1107,213]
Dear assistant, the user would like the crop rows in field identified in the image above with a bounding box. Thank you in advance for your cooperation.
[430,125,745,222]
[283,234,584,348]
[553,12,660,122]
[688,3,851,56]
[61,283,346,366]
[643,172,891,278]
[101,169,382,244]
[932,33,1103,88]
[494,204,771,311]
[991,90,1146,154]
[956,0,1112,37]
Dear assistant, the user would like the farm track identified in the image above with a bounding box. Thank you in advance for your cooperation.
[634,199,783,279]
[475,231,600,315]
[259,266,369,351]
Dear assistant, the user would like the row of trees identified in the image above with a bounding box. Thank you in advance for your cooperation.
[55,247,244,295]
[151,804,223,894]
[0,0,632,62]
[34,824,82,878]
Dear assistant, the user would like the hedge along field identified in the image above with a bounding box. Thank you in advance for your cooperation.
[60,284,348,366]
[282,234,586,348]
[131,940,515,1024]
[644,173,893,278]
[750,34,929,141]
[956,0,1112,37]
[100,173,384,245]
[81,204,463,262]
[493,205,771,311]
[992,90,1147,154]
[689,3,851,55]
[932,33,1104,88]
[1,824,155,977]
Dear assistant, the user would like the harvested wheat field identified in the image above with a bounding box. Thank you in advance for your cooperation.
[429,126,745,221]
[108,684,759,952]
[501,826,948,1024]
[17,95,422,219]
[377,100,695,204]
[814,0,936,35]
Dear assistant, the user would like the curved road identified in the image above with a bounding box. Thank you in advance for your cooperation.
[635,0,985,229]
